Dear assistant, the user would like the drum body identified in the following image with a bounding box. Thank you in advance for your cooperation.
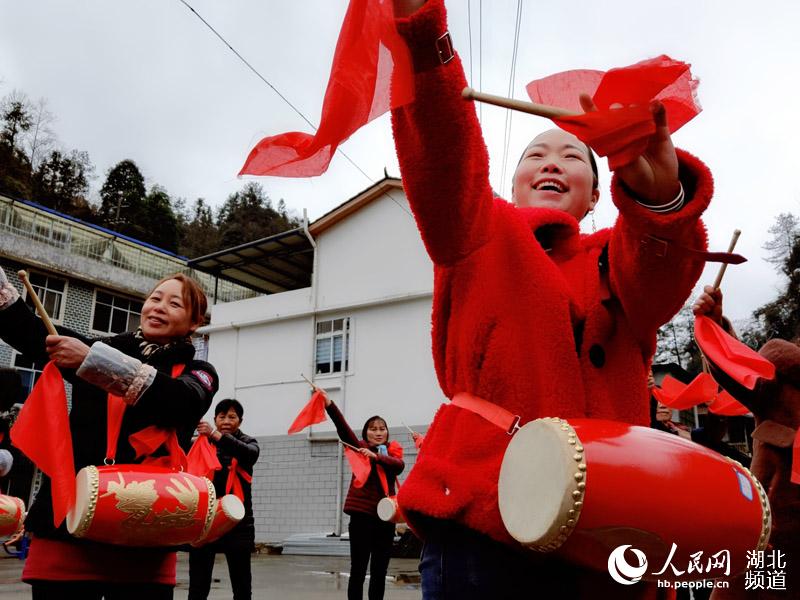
[0,494,25,539]
[192,494,245,547]
[498,418,770,581]
[377,496,404,524]
[67,465,216,547]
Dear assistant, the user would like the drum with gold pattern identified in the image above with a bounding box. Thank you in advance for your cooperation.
[67,465,216,547]
[0,494,25,539]
[192,494,245,547]
[498,418,770,581]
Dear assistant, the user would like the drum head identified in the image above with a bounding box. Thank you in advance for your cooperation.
[377,497,397,522]
[66,466,97,536]
[219,494,245,521]
[498,418,586,550]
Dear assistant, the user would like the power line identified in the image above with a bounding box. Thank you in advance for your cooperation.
[467,0,473,90]
[499,1,523,195]
[175,0,413,219]
[478,0,483,124]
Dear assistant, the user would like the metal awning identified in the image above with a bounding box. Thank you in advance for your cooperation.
[187,227,313,294]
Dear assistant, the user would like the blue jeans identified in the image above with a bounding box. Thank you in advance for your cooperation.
[419,520,667,600]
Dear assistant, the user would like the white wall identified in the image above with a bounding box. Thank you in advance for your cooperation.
[203,190,444,438]
[316,190,432,309]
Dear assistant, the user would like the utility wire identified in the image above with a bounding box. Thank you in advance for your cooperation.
[478,0,483,124]
[499,1,523,195]
[467,0,473,92]
[175,0,413,219]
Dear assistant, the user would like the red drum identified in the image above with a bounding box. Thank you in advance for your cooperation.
[192,494,245,547]
[498,418,770,581]
[377,496,404,524]
[0,494,25,539]
[67,465,216,547]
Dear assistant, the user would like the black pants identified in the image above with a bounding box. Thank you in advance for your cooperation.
[188,545,252,600]
[30,581,173,600]
[347,512,395,600]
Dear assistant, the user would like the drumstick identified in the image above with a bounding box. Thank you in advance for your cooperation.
[17,271,57,336]
[300,373,320,391]
[699,229,742,375]
[462,87,579,120]
[712,230,742,290]
[401,421,417,436]
[339,440,362,452]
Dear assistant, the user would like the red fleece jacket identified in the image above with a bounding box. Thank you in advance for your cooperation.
[391,0,711,546]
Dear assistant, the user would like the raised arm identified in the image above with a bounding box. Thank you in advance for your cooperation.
[606,147,712,355]
[0,267,91,363]
[324,398,360,447]
[391,0,494,265]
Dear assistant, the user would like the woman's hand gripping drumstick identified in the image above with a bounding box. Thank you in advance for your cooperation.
[339,439,377,461]
[17,270,57,335]
[692,230,742,327]
[19,270,90,368]
[301,373,331,407]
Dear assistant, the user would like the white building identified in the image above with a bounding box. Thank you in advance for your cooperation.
[194,177,445,543]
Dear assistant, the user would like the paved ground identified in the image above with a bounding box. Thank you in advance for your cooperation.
[0,552,421,599]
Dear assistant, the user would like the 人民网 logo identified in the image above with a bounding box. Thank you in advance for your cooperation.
[608,544,648,585]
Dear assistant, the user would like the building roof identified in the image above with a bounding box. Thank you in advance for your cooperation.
[188,177,403,295]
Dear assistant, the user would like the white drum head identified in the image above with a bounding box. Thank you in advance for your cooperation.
[377,497,397,522]
[66,466,97,536]
[498,418,586,551]
[219,494,246,522]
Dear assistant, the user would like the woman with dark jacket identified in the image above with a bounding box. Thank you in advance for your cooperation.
[323,394,404,600]
[0,268,217,599]
[188,398,260,600]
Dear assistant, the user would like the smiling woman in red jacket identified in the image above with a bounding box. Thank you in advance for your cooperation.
[324,395,404,600]
[389,1,712,598]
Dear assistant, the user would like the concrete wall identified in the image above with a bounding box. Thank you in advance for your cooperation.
[251,427,425,543]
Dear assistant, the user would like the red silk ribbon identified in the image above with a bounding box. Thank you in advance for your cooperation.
[10,361,75,527]
[225,457,253,502]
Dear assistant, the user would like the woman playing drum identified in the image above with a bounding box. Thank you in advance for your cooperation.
[0,268,218,599]
[389,0,714,597]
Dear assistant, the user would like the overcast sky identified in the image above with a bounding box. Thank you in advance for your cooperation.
[2,0,799,323]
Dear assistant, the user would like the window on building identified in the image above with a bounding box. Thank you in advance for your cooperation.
[12,352,46,397]
[315,317,350,375]
[23,272,66,322]
[91,290,143,335]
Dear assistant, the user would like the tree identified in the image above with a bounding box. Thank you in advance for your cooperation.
[32,149,94,213]
[178,198,222,258]
[23,97,58,170]
[0,91,32,150]
[217,182,300,248]
[99,159,147,232]
[749,235,800,344]
[0,91,33,198]
[654,304,703,373]
[141,185,179,252]
[762,212,799,272]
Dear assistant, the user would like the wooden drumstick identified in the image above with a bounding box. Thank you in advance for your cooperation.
[17,271,57,335]
[712,230,742,291]
[401,421,417,436]
[300,373,321,392]
[339,440,362,452]
[462,87,579,120]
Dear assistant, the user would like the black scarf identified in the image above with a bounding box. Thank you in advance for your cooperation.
[131,327,195,364]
